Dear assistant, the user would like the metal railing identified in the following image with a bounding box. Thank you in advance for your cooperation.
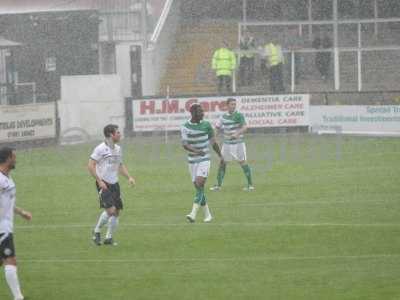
[150,0,174,45]
[238,17,400,93]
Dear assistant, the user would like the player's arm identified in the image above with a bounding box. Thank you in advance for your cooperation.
[210,136,222,157]
[231,124,248,139]
[182,144,206,156]
[210,136,224,164]
[119,163,135,187]
[212,120,224,148]
[14,206,32,221]
[209,124,224,162]
[231,114,248,139]
[87,158,108,190]
[213,125,221,134]
[214,121,223,136]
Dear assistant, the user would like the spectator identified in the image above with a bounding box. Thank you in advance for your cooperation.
[239,30,256,86]
[263,38,285,93]
[212,41,236,95]
[313,31,332,80]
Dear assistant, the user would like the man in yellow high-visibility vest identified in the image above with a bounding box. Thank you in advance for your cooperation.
[212,41,236,95]
[264,40,285,93]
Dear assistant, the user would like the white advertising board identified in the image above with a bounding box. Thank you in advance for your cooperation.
[133,94,310,131]
[310,106,400,136]
[0,103,56,143]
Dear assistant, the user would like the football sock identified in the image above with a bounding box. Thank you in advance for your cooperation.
[216,164,226,187]
[94,211,109,233]
[200,193,207,206]
[4,265,23,300]
[106,216,119,239]
[241,164,253,186]
[189,203,200,218]
[194,186,205,204]
[202,204,211,219]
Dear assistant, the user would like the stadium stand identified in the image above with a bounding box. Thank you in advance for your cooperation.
[157,0,400,97]
[159,20,237,96]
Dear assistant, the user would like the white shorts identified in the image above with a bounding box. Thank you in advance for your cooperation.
[188,160,211,182]
[222,142,247,162]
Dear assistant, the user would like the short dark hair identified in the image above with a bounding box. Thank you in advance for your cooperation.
[103,124,119,138]
[189,103,202,115]
[227,98,236,104]
[0,147,15,164]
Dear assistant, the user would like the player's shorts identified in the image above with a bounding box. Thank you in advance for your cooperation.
[222,142,247,162]
[0,233,16,259]
[96,181,123,210]
[188,160,211,182]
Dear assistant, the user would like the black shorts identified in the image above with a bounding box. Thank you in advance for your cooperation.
[0,233,16,260]
[96,181,123,210]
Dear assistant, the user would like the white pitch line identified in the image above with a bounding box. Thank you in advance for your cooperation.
[227,199,400,207]
[15,222,400,229]
[124,199,400,211]
[28,199,400,218]
[19,254,400,263]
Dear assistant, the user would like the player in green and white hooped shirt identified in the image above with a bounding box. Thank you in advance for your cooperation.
[210,98,254,191]
[181,103,224,223]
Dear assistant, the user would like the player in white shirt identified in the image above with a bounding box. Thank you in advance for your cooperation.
[88,124,135,246]
[0,147,32,300]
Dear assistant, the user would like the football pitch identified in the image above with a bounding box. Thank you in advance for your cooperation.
[1,133,400,300]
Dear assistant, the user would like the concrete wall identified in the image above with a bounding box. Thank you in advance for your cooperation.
[115,43,135,98]
[96,0,181,97]
[59,74,124,140]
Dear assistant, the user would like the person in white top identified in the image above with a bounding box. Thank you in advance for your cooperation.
[0,147,32,300]
[88,124,135,246]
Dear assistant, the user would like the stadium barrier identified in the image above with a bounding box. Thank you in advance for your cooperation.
[127,91,400,137]
[128,94,310,133]
[2,90,400,148]
[311,105,400,136]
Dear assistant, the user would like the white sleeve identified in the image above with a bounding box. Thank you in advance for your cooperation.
[0,177,8,191]
[90,145,103,162]
[181,126,188,144]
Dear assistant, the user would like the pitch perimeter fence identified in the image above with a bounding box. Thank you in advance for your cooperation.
[1,90,400,148]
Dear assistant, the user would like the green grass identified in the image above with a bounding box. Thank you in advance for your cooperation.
[1,133,400,300]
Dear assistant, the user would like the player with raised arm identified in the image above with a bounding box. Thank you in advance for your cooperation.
[0,147,32,300]
[181,103,224,223]
[88,124,135,246]
[210,97,254,191]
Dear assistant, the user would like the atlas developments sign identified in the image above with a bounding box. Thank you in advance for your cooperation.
[0,103,56,143]
[132,94,310,131]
